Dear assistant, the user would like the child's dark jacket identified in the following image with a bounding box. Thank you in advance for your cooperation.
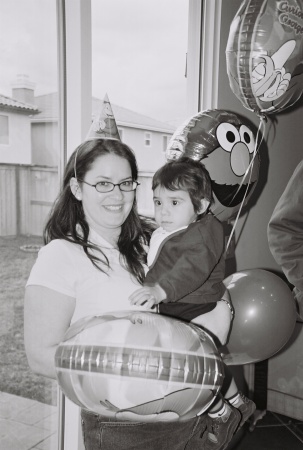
[144,214,226,306]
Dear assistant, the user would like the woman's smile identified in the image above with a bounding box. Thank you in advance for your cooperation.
[103,204,124,212]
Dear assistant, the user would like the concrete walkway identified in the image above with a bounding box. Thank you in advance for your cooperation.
[0,391,58,450]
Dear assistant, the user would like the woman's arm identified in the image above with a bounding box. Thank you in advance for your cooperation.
[24,285,76,379]
[268,161,303,295]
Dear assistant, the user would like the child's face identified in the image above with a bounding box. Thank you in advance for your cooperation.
[153,186,198,232]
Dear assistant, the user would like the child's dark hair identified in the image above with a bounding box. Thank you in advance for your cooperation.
[152,157,213,213]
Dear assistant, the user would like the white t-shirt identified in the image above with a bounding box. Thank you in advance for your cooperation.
[26,228,152,323]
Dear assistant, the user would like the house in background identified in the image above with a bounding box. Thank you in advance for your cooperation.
[0,76,39,165]
[0,75,176,235]
[1,74,175,172]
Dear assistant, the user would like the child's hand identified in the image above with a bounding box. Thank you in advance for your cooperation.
[129,285,166,309]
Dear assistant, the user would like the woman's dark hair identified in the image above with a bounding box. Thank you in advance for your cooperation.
[44,139,154,283]
[152,156,214,213]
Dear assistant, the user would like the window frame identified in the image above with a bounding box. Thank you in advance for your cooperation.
[58,1,223,448]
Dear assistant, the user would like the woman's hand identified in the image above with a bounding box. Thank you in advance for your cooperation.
[129,284,166,309]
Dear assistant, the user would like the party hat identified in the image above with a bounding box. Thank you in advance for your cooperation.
[86,93,121,141]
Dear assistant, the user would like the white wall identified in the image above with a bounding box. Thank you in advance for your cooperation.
[122,126,168,172]
[0,111,32,164]
[31,122,59,166]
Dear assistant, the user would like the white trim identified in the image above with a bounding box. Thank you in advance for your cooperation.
[64,398,85,450]
[186,0,202,117]
[65,0,92,158]
[187,0,222,115]
[199,0,222,111]
[57,1,92,449]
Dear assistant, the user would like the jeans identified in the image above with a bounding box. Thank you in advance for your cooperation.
[81,409,207,450]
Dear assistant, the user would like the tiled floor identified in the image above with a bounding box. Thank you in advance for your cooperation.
[0,391,57,450]
[228,409,303,450]
[1,392,303,449]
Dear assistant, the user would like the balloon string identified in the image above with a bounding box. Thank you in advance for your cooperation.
[226,117,265,252]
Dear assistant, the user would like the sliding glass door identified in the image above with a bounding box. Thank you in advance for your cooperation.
[0,1,60,449]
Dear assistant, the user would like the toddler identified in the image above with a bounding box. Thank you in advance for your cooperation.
[129,157,256,450]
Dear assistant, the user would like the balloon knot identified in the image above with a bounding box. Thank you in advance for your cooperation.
[256,112,268,123]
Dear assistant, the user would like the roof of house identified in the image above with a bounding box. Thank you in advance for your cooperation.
[31,92,175,133]
[0,94,39,113]
[92,97,175,133]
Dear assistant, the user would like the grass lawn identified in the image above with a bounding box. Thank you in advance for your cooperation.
[0,235,57,406]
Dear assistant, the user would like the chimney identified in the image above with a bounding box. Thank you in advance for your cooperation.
[11,74,36,105]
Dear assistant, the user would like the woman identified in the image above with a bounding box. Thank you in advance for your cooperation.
[24,138,230,449]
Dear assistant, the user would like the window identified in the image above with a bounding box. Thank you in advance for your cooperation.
[91,0,189,177]
[63,1,227,448]
[0,115,9,144]
[145,132,151,147]
[118,127,123,140]
[0,1,208,449]
[0,1,59,449]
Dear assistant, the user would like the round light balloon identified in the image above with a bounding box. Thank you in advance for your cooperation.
[221,269,297,365]
[166,109,260,222]
[226,0,303,115]
[55,311,224,422]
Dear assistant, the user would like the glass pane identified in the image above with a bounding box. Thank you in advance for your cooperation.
[91,0,189,216]
[0,1,59,449]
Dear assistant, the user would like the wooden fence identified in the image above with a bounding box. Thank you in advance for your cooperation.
[0,163,154,237]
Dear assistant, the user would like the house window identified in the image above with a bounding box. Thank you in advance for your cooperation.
[163,135,170,152]
[145,132,151,147]
[0,115,9,144]
[118,128,123,140]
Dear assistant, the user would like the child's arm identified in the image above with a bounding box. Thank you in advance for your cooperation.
[129,284,166,309]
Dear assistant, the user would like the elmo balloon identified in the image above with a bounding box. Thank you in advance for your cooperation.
[166,109,260,222]
[221,269,297,365]
[55,311,224,422]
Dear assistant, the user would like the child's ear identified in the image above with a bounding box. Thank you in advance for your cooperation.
[70,177,82,200]
[197,199,210,215]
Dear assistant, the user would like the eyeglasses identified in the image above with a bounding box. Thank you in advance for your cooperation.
[77,179,140,193]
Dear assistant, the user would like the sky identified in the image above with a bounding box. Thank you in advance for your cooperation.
[0,0,58,97]
[0,0,189,125]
